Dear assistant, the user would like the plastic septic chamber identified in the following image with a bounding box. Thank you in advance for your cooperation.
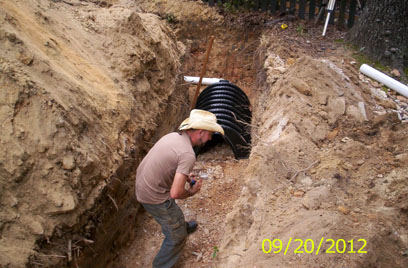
[195,80,251,159]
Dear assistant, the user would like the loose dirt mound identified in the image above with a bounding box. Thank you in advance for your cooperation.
[0,0,187,266]
[217,28,408,268]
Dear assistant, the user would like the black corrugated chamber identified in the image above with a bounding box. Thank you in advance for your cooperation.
[195,80,251,159]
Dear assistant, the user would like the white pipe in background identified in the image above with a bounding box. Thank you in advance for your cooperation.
[184,76,222,85]
[359,64,408,98]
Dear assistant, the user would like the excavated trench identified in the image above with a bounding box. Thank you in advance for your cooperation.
[3,1,407,268]
[70,17,261,268]
[3,3,261,265]
[101,25,261,268]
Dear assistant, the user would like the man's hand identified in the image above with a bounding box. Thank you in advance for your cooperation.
[189,178,202,194]
[186,172,196,183]
[170,173,202,199]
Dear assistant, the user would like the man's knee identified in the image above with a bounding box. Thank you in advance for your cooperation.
[170,221,187,245]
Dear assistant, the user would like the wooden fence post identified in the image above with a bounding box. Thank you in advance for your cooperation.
[289,0,296,15]
[270,0,278,14]
[309,0,316,20]
[253,0,260,11]
[260,0,268,11]
[280,0,287,13]
[337,0,347,29]
[299,0,307,19]
[348,0,358,28]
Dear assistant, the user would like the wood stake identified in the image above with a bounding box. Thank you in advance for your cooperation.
[68,239,72,262]
[191,36,215,110]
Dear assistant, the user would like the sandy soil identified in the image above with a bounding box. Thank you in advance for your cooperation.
[1,0,187,266]
[0,0,407,267]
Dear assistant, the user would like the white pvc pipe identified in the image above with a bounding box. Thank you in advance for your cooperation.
[184,76,222,85]
[322,0,336,36]
[322,12,331,36]
[360,64,408,98]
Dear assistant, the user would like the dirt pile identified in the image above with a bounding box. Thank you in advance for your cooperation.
[0,0,187,266]
[217,29,408,267]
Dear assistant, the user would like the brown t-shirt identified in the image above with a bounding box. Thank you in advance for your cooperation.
[135,131,196,204]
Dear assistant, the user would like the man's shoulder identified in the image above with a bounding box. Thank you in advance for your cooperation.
[160,132,181,140]
[159,132,191,145]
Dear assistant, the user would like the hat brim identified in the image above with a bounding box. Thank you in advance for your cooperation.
[179,118,224,135]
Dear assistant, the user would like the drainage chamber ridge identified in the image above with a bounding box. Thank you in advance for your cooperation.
[195,80,251,159]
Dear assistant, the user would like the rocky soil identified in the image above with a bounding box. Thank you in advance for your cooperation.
[0,0,407,268]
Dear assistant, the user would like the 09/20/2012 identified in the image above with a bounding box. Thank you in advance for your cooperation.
[262,238,367,255]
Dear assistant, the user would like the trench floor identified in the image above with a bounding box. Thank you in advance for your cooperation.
[109,144,247,267]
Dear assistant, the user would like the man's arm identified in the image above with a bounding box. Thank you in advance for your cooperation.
[170,172,202,199]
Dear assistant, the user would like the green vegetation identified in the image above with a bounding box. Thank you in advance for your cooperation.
[336,38,407,84]
[221,0,254,12]
[212,246,219,258]
[334,38,345,44]
[381,85,390,93]
[352,50,388,73]
[336,39,389,73]
[296,24,305,35]
[165,13,177,24]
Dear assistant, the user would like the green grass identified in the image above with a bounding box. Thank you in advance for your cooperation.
[296,25,305,35]
[338,41,408,84]
[339,41,390,73]
[351,52,389,73]
[334,38,345,44]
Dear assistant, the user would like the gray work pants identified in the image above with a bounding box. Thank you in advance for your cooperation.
[141,199,187,268]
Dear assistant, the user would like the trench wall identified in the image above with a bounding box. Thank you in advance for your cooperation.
[0,1,189,267]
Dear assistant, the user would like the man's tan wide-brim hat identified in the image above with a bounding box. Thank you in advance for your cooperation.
[179,109,224,135]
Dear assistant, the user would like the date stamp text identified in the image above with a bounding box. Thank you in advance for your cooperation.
[262,238,367,255]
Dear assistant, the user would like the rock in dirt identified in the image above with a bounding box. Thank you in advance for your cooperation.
[301,186,330,210]
[376,98,397,109]
[273,66,287,74]
[62,155,76,170]
[21,217,44,235]
[327,97,346,123]
[337,205,350,215]
[293,190,305,197]
[391,69,401,77]
[326,128,339,140]
[301,177,313,186]
[292,80,311,96]
[395,153,408,163]
[286,57,296,66]
[346,104,367,122]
